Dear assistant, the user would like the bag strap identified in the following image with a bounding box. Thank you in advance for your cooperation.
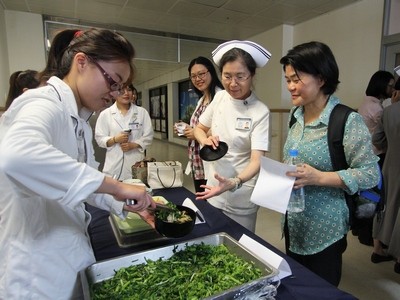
[290,104,354,159]
[327,104,357,226]
[290,104,354,166]
[327,104,355,171]
[289,107,299,128]
[156,167,176,188]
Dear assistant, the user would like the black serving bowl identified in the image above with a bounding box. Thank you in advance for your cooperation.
[199,141,228,161]
[155,205,196,238]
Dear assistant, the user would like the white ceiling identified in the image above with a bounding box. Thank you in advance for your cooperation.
[1,0,360,85]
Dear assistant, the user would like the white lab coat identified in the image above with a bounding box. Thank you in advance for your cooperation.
[0,77,125,300]
[95,102,153,180]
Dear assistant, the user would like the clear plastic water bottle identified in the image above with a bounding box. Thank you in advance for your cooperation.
[286,149,305,213]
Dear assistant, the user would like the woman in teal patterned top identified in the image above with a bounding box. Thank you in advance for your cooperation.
[280,41,380,286]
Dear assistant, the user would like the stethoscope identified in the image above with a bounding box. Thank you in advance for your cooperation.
[111,103,138,131]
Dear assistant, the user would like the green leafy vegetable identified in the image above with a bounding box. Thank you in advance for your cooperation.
[91,243,263,299]
[155,202,192,223]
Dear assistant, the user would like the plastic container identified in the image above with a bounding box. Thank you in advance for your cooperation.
[286,149,305,213]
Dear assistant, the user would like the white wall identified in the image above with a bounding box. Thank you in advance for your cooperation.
[0,10,45,107]
[388,0,400,35]
[245,0,383,160]
[244,0,383,110]
[5,11,45,73]
[292,0,383,109]
[0,7,9,105]
[250,25,293,109]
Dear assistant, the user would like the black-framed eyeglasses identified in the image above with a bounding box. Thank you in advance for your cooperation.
[190,70,209,81]
[87,56,124,95]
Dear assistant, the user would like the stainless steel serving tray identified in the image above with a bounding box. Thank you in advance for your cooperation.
[81,232,279,299]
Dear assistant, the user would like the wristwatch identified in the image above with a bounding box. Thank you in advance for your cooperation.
[229,177,243,192]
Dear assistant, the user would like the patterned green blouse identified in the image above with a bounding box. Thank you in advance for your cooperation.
[283,96,380,255]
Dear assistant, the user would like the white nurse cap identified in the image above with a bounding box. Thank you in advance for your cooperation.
[395,65,400,76]
[212,40,271,68]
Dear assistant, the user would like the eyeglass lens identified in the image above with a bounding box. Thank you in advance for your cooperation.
[223,73,250,83]
[88,56,124,95]
[190,70,208,80]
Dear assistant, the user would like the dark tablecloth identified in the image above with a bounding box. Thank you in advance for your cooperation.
[87,187,357,300]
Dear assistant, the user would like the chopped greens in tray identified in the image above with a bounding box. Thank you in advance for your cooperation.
[156,202,193,224]
[91,243,263,299]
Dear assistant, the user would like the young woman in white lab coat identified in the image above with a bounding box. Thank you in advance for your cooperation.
[0,29,155,300]
[95,84,153,180]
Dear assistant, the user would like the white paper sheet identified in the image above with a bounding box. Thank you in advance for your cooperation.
[239,234,292,280]
[251,156,295,214]
[184,161,191,175]
[182,198,206,224]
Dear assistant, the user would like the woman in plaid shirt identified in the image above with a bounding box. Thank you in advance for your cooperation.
[176,56,223,192]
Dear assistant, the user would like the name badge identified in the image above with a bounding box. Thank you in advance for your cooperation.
[235,118,252,130]
[129,122,141,130]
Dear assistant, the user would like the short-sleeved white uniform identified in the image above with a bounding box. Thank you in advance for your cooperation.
[199,90,270,215]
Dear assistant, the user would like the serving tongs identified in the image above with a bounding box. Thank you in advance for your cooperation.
[125,199,176,212]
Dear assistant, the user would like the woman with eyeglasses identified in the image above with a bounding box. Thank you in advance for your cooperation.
[95,83,154,181]
[0,29,156,299]
[194,41,271,232]
[175,56,223,192]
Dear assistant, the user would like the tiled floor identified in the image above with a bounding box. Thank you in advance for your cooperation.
[142,138,400,300]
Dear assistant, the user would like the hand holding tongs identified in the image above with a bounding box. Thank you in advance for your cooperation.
[126,199,138,206]
[126,199,175,212]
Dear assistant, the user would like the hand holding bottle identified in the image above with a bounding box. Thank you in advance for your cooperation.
[286,149,305,213]
[286,162,325,189]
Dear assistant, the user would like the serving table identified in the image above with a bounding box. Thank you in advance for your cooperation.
[87,187,356,300]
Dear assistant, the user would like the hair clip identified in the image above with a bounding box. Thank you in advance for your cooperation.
[74,30,84,38]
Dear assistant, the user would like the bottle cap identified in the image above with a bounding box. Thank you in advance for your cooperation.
[289,149,298,156]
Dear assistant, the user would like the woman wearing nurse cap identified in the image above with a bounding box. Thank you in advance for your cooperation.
[194,40,271,232]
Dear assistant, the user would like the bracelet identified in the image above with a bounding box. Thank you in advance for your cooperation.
[229,177,243,192]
